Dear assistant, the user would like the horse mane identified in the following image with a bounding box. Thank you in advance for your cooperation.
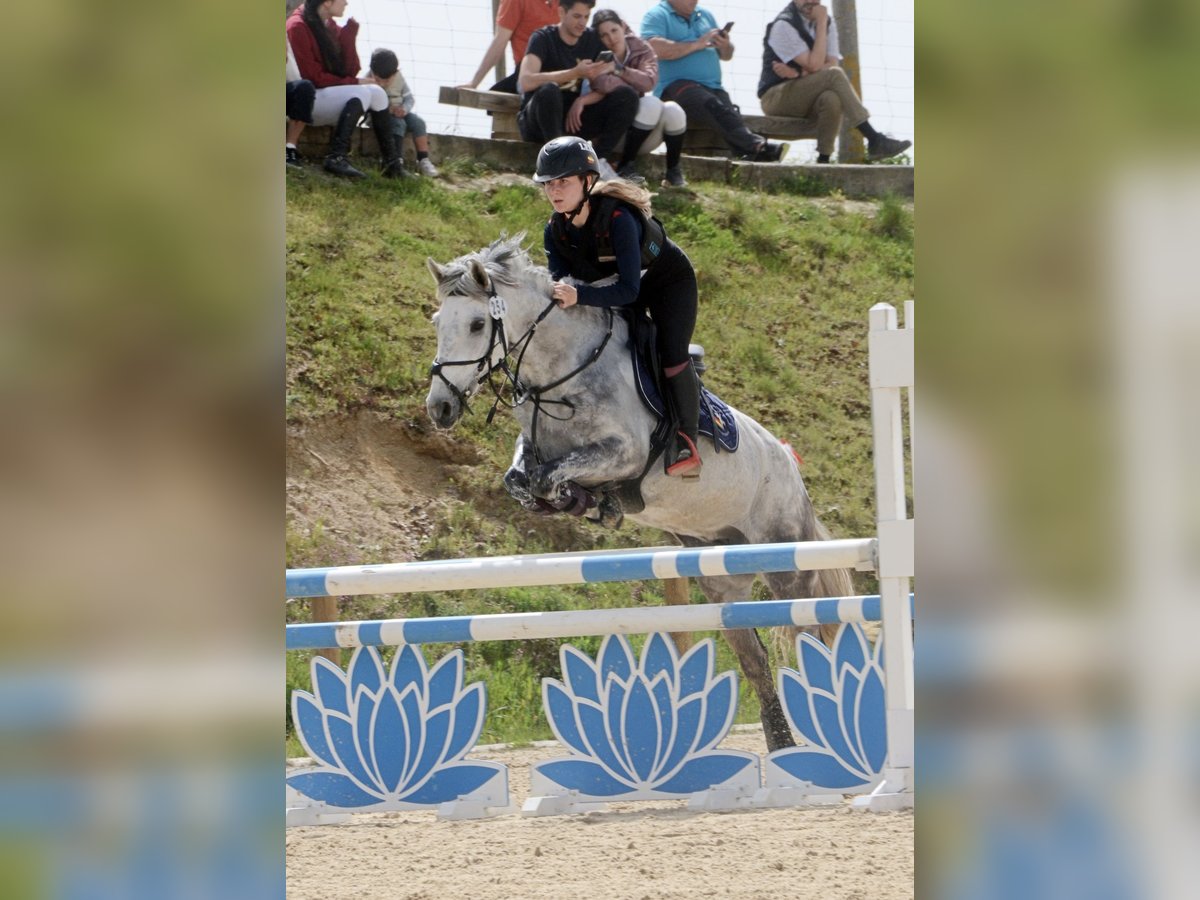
[437,233,554,301]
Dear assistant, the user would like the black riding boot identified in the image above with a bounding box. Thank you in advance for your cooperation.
[665,361,702,477]
[617,125,653,172]
[369,109,413,178]
[324,99,366,178]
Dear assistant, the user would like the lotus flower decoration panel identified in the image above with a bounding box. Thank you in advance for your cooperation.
[287,646,507,811]
[531,633,759,802]
[765,623,887,794]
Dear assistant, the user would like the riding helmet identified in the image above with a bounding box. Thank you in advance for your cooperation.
[533,136,600,183]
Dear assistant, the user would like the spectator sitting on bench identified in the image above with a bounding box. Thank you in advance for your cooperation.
[456,0,559,93]
[589,9,688,188]
[366,49,439,177]
[641,0,788,163]
[286,0,411,179]
[518,0,637,179]
[759,1,910,163]
[286,40,316,169]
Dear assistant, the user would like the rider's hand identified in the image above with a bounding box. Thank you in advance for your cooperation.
[552,282,578,309]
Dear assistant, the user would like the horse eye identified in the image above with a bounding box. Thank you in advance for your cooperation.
[470,319,486,334]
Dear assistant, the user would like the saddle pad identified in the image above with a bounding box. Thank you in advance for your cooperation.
[633,347,740,453]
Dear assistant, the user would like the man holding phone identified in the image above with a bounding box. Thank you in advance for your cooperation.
[640,0,789,162]
[517,0,638,170]
[758,0,911,162]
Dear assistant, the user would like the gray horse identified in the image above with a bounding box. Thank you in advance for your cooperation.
[425,236,853,751]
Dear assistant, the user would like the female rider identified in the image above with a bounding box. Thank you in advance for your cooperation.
[286,0,410,178]
[583,9,688,187]
[535,135,702,476]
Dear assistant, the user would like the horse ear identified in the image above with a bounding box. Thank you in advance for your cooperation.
[426,257,445,282]
[468,258,492,291]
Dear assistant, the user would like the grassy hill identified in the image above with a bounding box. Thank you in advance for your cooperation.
[285,161,913,746]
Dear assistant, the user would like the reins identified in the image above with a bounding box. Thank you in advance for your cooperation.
[429,282,615,462]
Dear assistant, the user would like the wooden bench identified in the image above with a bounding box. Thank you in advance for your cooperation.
[438,86,820,158]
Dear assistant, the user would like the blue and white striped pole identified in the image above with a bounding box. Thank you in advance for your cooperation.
[286,539,876,599]
[285,593,913,650]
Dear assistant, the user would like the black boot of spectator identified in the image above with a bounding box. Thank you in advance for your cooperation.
[324,99,366,179]
[369,109,413,179]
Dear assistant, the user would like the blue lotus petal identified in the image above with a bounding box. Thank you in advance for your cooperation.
[401,764,501,804]
[372,688,408,793]
[398,686,424,787]
[857,665,887,773]
[624,677,660,783]
[391,645,426,700]
[354,687,381,786]
[579,699,632,780]
[313,658,350,717]
[650,674,675,779]
[348,647,384,698]
[799,637,834,696]
[544,681,589,756]
[287,771,382,808]
[771,749,872,790]
[293,693,337,769]
[598,635,633,685]
[563,646,600,704]
[780,669,823,747]
[655,754,754,794]
[445,681,484,761]
[537,760,635,796]
[811,690,865,778]
[677,641,713,698]
[605,678,633,775]
[642,633,676,684]
[696,672,735,750]
[407,707,452,789]
[328,712,382,793]
[834,624,867,677]
[426,652,461,711]
[839,669,867,772]
[657,696,703,780]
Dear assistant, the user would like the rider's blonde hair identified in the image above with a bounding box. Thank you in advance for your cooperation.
[590,178,654,218]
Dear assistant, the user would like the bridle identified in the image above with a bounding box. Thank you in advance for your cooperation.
[428,281,615,451]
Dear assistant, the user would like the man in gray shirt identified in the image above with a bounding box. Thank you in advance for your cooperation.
[757,0,910,162]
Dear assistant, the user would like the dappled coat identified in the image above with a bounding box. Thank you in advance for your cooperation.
[588,33,658,97]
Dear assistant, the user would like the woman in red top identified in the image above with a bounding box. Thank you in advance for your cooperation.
[286,0,410,178]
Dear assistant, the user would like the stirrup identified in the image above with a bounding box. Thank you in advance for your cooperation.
[666,433,702,478]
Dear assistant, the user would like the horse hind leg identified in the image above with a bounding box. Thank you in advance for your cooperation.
[763,564,856,660]
[693,571,795,752]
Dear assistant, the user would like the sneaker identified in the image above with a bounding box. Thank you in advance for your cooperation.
[867,135,912,161]
[323,154,366,178]
[661,165,687,188]
[596,157,620,182]
[740,140,789,163]
[417,157,439,177]
[285,147,302,168]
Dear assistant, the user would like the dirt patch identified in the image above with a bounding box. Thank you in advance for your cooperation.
[286,410,476,567]
[286,729,913,900]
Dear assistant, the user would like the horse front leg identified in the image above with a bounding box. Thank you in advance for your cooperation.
[502,434,543,512]
[527,435,639,502]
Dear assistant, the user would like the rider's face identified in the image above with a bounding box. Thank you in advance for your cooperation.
[542,175,586,213]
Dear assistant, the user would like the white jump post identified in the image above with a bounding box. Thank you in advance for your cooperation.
[855,301,915,811]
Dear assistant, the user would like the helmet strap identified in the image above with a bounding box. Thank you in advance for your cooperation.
[564,174,596,226]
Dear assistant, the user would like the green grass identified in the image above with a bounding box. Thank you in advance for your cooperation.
[285,169,913,748]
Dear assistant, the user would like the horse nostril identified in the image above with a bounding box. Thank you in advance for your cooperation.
[440,401,453,423]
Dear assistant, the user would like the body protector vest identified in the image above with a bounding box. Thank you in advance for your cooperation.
[549,196,667,285]
[757,4,829,98]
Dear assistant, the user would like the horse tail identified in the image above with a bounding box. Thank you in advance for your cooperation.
[769,517,858,665]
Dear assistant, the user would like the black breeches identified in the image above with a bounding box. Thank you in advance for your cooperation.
[518,84,639,160]
[641,261,698,370]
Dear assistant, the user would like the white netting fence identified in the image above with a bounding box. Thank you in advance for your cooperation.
[290,0,912,163]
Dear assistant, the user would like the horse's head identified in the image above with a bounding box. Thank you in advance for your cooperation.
[424,235,541,429]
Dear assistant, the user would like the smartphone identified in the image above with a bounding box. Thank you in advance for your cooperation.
[597,50,615,62]
[721,21,734,34]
